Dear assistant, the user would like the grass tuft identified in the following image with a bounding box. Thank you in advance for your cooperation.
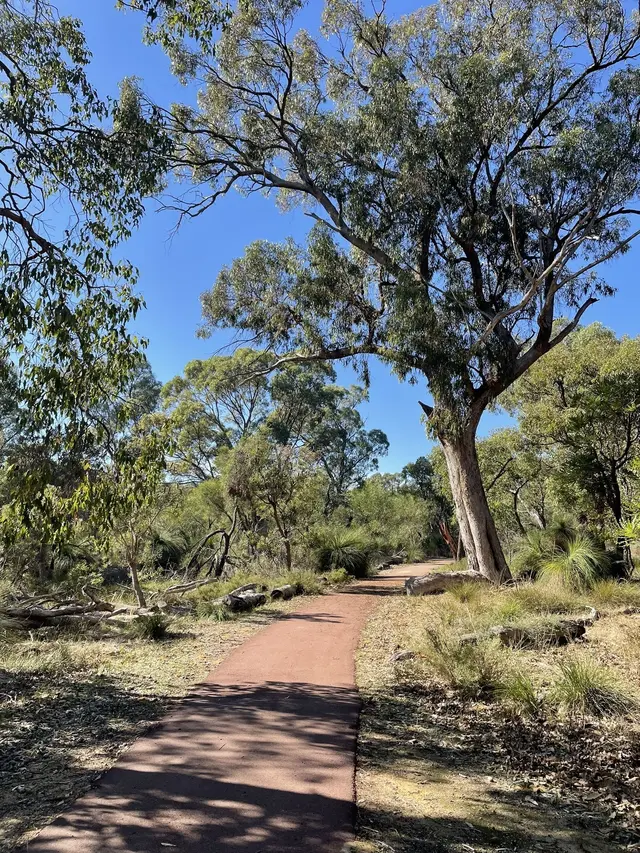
[539,533,609,590]
[590,579,640,609]
[128,613,170,641]
[496,670,542,717]
[551,658,637,717]
[421,627,508,698]
[315,528,372,578]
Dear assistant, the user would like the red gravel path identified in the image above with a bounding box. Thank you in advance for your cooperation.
[27,564,430,853]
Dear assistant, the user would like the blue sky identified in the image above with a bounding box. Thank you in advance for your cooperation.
[58,1,640,472]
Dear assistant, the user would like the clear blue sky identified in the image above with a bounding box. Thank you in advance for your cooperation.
[59,1,640,473]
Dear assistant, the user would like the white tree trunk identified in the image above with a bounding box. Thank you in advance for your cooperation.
[441,431,512,584]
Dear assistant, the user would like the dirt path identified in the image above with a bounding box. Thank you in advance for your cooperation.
[26,563,437,853]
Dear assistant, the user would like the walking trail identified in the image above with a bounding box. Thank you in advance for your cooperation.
[28,562,445,853]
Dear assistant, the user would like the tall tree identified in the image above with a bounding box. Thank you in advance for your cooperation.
[305,387,388,512]
[158,0,640,582]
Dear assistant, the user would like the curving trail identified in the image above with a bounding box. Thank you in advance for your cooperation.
[27,563,442,853]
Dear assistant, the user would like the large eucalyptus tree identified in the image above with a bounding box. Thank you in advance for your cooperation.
[162,0,640,581]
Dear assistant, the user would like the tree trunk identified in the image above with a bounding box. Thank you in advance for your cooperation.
[128,558,147,608]
[440,430,512,584]
[270,501,292,571]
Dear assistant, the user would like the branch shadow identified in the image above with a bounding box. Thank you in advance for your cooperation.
[357,682,640,852]
[0,671,167,851]
[21,681,364,852]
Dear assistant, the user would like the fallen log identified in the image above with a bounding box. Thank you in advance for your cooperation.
[460,608,599,649]
[405,570,490,596]
[270,584,296,601]
[222,592,267,612]
[0,602,127,629]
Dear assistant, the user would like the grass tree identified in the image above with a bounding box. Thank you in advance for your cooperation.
[161,0,640,582]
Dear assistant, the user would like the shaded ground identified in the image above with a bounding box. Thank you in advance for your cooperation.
[354,593,640,853]
[0,601,303,851]
[20,570,414,853]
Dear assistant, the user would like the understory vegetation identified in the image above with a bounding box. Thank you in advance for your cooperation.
[355,577,640,853]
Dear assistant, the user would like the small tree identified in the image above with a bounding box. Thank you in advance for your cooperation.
[504,323,640,571]
[225,430,320,570]
[160,0,640,581]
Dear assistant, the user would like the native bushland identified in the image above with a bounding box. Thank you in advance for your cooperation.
[154,0,640,581]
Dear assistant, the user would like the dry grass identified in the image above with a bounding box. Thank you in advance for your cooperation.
[355,578,640,852]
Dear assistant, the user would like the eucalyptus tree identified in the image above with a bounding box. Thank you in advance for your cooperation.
[504,324,640,570]
[308,387,388,512]
[158,349,271,482]
[161,0,640,581]
[0,0,169,532]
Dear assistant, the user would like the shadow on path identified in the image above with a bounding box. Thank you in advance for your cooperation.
[26,680,362,852]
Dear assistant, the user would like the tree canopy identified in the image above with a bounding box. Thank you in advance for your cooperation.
[157,0,640,580]
[0,0,169,531]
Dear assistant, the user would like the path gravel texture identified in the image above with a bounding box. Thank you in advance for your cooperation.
[26,564,437,853]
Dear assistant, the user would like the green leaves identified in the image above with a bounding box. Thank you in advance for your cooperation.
[0,0,170,532]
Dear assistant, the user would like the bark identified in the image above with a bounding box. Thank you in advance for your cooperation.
[270,501,292,571]
[128,558,147,608]
[440,430,512,584]
[222,591,267,612]
[405,570,490,596]
[438,520,457,559]
[270,584,296,600]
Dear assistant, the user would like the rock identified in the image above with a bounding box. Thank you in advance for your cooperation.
[390,649,416,663]
[405,570,490,595]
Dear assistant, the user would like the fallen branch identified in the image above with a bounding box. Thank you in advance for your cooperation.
[460,608,599,649]
[222,591,267,612]
[405,570,490,596]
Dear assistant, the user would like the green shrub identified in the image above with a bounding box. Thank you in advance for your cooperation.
[511,529,553,579]
[422,628,508,697]
[129,613,170,641]
[539,533,609,590]
[283,569,326,595]
[315,528,372,578]
[551,659,636,717]
[325,567,351,585]
[497,671,542,717]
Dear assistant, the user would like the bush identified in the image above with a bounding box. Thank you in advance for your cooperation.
[497,671,542,717]
[539,533,610,590]
[129,613,170,641]
[422,628,508,697]
[315,528,372,578]
[551,659,636,717]
[324,567,351,585]
[511,529,553,580]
